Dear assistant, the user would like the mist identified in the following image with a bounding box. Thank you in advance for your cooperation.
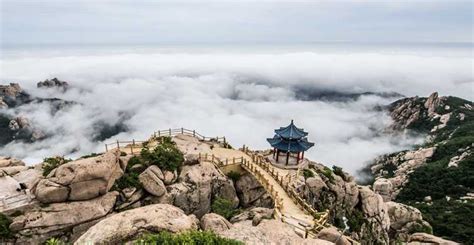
[0,45,472,175]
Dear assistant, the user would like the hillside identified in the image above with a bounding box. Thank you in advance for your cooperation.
[368,92,474,243]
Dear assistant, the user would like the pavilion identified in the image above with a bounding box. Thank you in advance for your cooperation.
[267,120,314,165]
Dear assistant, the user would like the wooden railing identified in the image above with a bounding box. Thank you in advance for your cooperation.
[0,191,31,211]
[153,128,226,143]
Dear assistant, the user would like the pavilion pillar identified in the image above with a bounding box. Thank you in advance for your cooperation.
[302,151,305,160]
[286,152,290,165]
[276,150,279,161]
[296,152,300,163]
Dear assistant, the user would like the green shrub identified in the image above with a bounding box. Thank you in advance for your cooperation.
[211,198,239,220]
[0,213,13,239]
[42,157,71,177]
[135,230,242,244]
[115,171,141,190]
[332,166,345,179]
[302,169,314,179]
[120,151,127,156]
[347,209,365,233]
[79,152,100,159]
[140,142,184,171]
[44,237,66,245]
[316,167,335,183]
[226,171,241,182]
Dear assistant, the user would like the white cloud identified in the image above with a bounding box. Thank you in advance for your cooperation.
[0,47,471,175]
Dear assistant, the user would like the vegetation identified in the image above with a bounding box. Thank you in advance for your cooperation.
[79,152,100,159]
[211,198,239,220]
[42,157,72,176]
[316,166,335,183]
[140,137,184,171]
[302,169,314,179]
[226,171,241,182]
[392,95,474,243]
[44,237,66,245]
[0,213,13,239]
[134,230,242,245]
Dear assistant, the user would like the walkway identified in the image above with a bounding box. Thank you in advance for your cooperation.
[105,128,329,237]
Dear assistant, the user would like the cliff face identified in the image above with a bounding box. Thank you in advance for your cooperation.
[369,92,474,243]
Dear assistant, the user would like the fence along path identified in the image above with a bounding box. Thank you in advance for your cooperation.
[105,128,329,238]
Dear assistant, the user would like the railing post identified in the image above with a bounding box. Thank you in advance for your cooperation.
[181,127,184,134]
[130,142,133,154]
[223,137,226,144]
[154,132,156,138]
[169,128,172,136]
[199,152,201,159]
[212,154,215,162]
[105,144,108,152]
[116,140,120,149]
[193,130,195,137]
[233,157,235,164]
[158,131,161,137]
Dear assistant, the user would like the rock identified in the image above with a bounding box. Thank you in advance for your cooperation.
[200,213,232,232]
[0,97,7,108]
[317,227,351,245]
[373,178,392,202]
[386,201,425,230]
[12,168,42,190]
[0,83,22,97]
[424,92,441,116]
[423,196,432,202]
[11,192,118,243]
[0,156,25,168]
[0,166,28,176]
[219,219,333,245]
[117,189,144,210]
[139,165,166,196]
[235,173,273,208]
[163,170,177,185]
[168,161,238,217]
[37,78,69,91]
[230,207,273,223]
[358,186,390,244]
[184,154,200,165]
[34,151,123,203]
[409,233,459,245]
[75,204,199,244]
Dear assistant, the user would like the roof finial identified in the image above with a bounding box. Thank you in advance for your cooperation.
[291,119,294,124]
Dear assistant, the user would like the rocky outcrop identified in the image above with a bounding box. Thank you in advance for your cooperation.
[408,233,460,245]
[0,156,25,168]
[200,213,232,232]
[75,204,199,244]
[358,186,390,243]
[10,191,118,244]
[37,78,69,91]
[235,173,274,208]
[139,165,166,197]
[230,207,273,226]
[386,202,432,241]
[168,161,238,217]
[317,227,351,245]
[218,219,332,245]
[0,83,22,98]
[370,147,435,200]
[34,151,123,203]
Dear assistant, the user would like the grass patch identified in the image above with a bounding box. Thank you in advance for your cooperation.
[302,169,314,179]
[134,230,242,245]
[211,198,239,220]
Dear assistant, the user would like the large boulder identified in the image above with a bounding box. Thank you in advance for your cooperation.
[0,156,25,168]
[358,186,390,244]
[373,178,393,202]
[75,204,199,244]
[139,165,166,197]
[34,151,123,203]
[317,227,351,245]
[10,191,118,244]
[168,161,238,217]
[200,213,232,232]
[235,173,273,208]
[230,207,274,224]
[386,201,432,241]
[408,233,459,245]
[219,219,332,245]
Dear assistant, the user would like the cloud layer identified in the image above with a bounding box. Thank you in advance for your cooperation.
[0,46,471,174]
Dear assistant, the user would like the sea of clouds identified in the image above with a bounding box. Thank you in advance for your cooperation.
[0,45,472,175]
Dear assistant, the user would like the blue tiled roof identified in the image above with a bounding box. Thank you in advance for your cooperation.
[274,120,308,140]
[267,135,315,153]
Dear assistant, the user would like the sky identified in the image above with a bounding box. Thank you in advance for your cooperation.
[0,0,472,176]
[1,0,473,46]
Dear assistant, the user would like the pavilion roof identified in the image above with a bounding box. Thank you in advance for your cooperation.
[267,135,314,153]
[274,120,308,140]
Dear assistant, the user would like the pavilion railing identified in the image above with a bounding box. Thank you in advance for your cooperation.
[0,191,32,211]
